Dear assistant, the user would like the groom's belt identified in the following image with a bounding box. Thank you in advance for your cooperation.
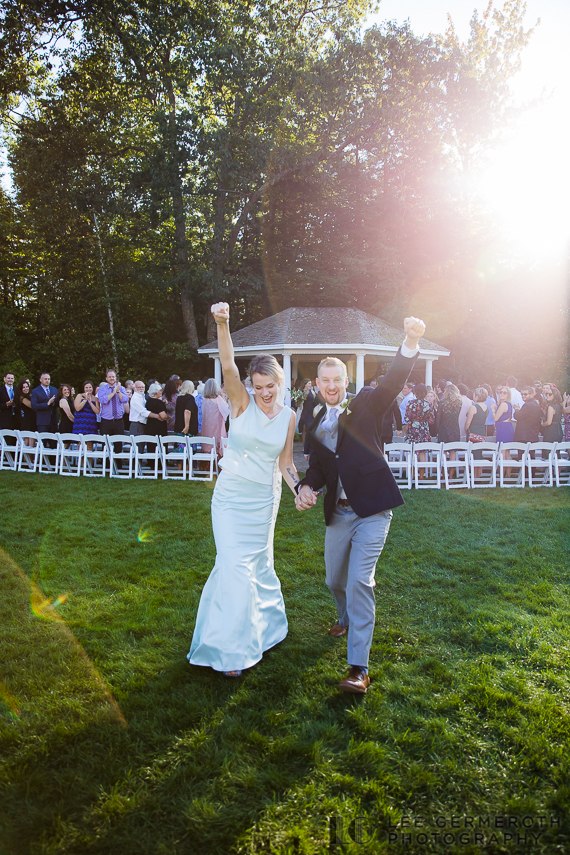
[337,498,351,509]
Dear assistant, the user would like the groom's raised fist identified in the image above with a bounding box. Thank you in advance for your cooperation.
[403,316,426,342]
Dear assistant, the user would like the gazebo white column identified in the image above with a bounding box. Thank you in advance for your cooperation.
[282,353,292,406]
[424,358,433,388]
[356,353,365,392]
[214,357,221,386]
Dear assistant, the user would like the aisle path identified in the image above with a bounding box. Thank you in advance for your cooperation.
[293,440,307,475]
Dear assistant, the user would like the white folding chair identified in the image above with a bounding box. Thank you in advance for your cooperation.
[160,436,189,480]
[553,441,570,487]
[469,442,498,488]
[57,433,83,476]
[497,442,528,487]
[0,429,19,470]
[16,431,39,472]
[187,437,218,480]
[80,434,109,477]
[133,435,161,479]
[108,434,134,479]
[441,442,471,489]
[37,433,60,474]
[527,442,554,487]
[412,442,442,489]
[383,443,412,489]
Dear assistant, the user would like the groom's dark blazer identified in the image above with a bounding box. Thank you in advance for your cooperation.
[300,349,417,525]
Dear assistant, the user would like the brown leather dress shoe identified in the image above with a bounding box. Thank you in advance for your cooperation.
[338,666,370,694]
[329,622,349,638]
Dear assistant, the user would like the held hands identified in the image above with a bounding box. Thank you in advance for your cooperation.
[403,317,426,347]
[211,302,230,326]
[295,485,318,512]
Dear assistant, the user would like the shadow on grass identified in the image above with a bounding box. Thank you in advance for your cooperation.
[2,537,365,854]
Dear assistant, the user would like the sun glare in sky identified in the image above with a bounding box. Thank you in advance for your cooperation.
[478,97,570,262]
[374,0,570,264]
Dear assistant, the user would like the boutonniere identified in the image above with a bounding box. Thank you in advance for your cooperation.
[340,400,352,416]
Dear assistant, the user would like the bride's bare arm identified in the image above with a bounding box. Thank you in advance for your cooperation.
[278,412,302,495]
[211,302,250,416]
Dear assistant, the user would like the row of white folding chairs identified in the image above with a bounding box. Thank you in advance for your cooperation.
[383,441,570,489]
[0,430,219,481]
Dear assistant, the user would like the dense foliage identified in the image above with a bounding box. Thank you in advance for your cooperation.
[0,0,566,387]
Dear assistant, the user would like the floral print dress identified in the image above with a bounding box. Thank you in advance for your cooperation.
[405,399,435,443]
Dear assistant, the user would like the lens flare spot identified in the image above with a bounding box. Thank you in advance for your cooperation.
[137,526,159,543]
[0,682,21,719]
[30,588,69,620]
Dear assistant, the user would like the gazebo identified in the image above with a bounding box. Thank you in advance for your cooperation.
[199,307,450,402]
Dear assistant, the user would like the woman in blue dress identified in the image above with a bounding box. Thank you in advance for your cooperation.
[73,381,100,436]
[494,386,515,443]
[188,302,301,677]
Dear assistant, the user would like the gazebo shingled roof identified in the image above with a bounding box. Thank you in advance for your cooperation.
[198,307,449,395]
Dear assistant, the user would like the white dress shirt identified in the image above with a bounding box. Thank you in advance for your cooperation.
[129,390,152,424]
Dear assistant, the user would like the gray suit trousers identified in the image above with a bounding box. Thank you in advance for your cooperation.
[324,506,392,668]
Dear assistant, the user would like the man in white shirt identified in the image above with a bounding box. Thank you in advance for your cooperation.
[129,381,166,435]
[506,376,523,411]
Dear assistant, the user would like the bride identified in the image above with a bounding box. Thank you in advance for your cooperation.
[188,302,301,676]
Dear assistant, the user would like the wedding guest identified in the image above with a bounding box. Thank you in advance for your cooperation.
[174,381,198,437]
[437,384,462,443]
[200,379,230,458]
[494,387,515,444]
[404,384,435,443]
[0,371,15,429]
[464,388,490,478]
[297,378,316,443]
[97,369,128,438]
[514,387,542,444]
[31,373,58,433]
[73,381,100,437]
[14,378,36,439]
[144,383,168,437]
[542,387,563,443]
[457,384,473,440]
[425,389,439,437]
[162,377,179,433]
[57,384,75,433]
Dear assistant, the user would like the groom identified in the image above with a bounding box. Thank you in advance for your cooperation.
[295,317,425,693]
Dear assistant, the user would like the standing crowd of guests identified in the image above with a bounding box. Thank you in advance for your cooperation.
[291,372,570,453]
[391,376,569,447]
[0,370,235,461]
[2,370,569,460]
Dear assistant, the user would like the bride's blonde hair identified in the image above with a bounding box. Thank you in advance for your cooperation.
[248,355,284,386]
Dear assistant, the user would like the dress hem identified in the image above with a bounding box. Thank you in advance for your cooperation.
[186,630,288,672]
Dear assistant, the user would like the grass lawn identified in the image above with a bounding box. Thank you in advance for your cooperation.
[0,471,569,855]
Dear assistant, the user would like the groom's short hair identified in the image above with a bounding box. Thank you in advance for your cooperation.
[317,357,347,378]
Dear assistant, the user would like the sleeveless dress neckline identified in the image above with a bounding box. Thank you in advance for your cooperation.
[232,397,286,422]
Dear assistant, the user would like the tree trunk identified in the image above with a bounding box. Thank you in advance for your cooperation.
[92,211,119,373]
[180,284,199,348]
[206,177,230,342]
[166,73,199,348]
